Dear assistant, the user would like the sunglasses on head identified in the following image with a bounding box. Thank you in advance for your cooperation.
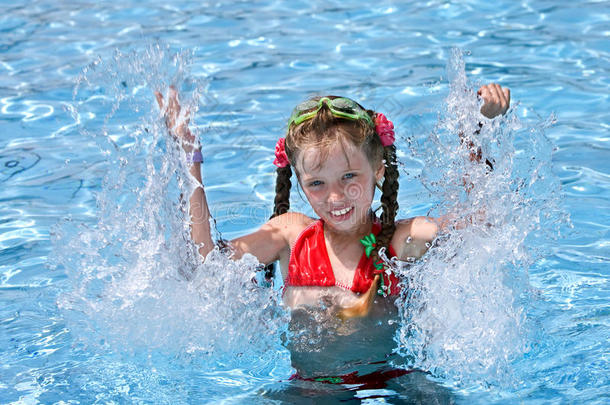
[288,97,374,127]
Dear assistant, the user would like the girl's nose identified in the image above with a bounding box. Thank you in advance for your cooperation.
[327,182,345,202]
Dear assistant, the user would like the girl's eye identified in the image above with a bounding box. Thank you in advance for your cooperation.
[309,180,322,187]
[343,173,355,180]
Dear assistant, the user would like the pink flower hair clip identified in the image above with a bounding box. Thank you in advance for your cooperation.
[273,137,289,168]
[375,113,395,146]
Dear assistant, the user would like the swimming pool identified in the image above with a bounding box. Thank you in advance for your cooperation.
[1,0,608,403]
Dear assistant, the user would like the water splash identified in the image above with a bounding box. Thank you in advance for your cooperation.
[51,44,291,383]
[393,48,566,389]
[50,43,568,396]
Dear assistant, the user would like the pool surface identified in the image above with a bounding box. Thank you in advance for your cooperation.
[1,1,608,403]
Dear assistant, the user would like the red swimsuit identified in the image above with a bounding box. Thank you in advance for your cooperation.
[285,220,401,295]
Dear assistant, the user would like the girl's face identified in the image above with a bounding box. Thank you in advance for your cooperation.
[296,141,384,233]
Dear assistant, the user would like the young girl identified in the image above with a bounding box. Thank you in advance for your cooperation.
[155,84,510,318]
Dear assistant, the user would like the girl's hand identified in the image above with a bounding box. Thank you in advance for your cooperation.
[478,83,510,119]
[155,86,198,153]
[337,275,380,320]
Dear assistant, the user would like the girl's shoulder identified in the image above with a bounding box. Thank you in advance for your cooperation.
[392,216,440,260]
[270,211,316,227]
[394,216,439,240]
[230,212,314,265]
[268,212,316,244]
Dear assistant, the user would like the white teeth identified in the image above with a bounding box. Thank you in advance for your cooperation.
[331,207,352,216]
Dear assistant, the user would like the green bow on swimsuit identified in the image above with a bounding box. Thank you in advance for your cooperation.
[360,232,388,295]
[360,233,377,258]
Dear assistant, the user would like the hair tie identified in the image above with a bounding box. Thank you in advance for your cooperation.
[187,150,203,164]
[273,137,289,168]
[375,113,395,146]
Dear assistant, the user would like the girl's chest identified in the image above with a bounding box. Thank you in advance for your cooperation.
[325,244,363,288]
[282,285,361,310]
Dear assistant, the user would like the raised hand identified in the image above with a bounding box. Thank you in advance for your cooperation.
[478,83,510,119]
[155,86,198,152]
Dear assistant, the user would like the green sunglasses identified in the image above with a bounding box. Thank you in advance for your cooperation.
[288,97,374,127]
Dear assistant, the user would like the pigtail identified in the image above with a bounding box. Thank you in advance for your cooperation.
[263,164,292,279]
[363,108,399,268]
[271,165,292,218]
[370,144,399,269]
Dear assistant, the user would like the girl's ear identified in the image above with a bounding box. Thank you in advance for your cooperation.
[375,161,385,183]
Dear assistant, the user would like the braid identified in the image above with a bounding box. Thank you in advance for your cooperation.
[370,144,399,267]
[264,165,292,279]
[271,165,292,218]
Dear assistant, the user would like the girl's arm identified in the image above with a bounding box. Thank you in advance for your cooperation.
[156,88,296,265]
[394,83,510,261]
[229,212,312,280]
[461,83,511,167]
[156,88,215,258]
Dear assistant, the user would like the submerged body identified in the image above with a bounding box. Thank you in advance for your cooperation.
[287,297,401,377]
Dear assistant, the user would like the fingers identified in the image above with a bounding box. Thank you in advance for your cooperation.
[155,86,180,112]
[478,83,510,118]
[493,83,509,107]
[477,85,490,100]
[489,84,499,101]
[154,91,163,109]
[156,86,183,129]
[168,87,180,115]
[479,84,500,106]
[156,86,197,149]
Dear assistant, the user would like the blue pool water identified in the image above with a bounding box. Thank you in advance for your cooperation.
[1,0,608,403]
